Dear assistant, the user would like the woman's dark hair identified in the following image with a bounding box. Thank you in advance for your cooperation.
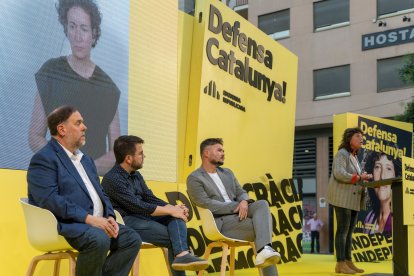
[338,127,363,153]
[56,0,102,47]
[365,150,400,224]
[365,151,402,179]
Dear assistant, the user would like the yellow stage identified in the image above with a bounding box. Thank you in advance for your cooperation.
[203,254,392,276]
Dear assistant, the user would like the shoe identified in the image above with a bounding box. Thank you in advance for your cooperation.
[254,245,281,268]
[172,253,209,271]
[345,260,364,273]
[335,261,355,274]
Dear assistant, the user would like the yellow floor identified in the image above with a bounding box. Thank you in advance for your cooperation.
[204,254,392,275]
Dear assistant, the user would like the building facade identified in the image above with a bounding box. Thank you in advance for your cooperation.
[234,0,414,253]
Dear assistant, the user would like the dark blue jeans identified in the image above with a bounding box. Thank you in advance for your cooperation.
[65,224,141,276]
[124,215,188,276]
[334,206,358,262]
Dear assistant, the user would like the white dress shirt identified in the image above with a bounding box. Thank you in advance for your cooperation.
[60,143,104,217]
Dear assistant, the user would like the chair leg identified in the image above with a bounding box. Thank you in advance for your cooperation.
[220,244,229,276]
[229,246,235,276]
[198,242,215,276]
[53,259,61,276]
[250,242,264,276]
[27,252,77,276]
[26,257,40,276]
[161,248,172,276]
[68,252,77,276]
[131,252,140,276]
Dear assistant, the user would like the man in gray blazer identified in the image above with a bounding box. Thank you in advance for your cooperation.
[187,138,280,276]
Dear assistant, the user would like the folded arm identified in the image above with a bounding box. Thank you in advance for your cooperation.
[102,175,166,216]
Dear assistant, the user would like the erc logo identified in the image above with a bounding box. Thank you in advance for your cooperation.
[203,81,246,112]
[204,80,220,100]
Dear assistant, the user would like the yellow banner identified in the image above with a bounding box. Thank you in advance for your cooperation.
[129,0,178,182]
[402,156,414,225]
[184,0,298,181]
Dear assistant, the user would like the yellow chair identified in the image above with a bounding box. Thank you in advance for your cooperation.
[197,207,263,276]
[114,210,172,276]
[19,198,77,276]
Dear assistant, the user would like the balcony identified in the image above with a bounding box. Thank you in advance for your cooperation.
[234,0,248,7]
[228,0,248,19]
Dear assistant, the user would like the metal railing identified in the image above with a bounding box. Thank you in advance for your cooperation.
[235,0,248,7]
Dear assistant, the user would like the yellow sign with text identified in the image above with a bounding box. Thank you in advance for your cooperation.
[185,0,298,180]
[402,156,414,225]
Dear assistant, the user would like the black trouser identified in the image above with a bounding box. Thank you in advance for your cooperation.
[334,206,358,261]
[310,230,320,253]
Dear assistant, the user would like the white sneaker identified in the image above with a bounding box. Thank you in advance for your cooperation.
[254,246,281,268]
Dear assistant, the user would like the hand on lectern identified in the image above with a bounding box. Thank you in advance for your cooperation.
[361,172,373,182]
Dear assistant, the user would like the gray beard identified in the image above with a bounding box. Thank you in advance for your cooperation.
[74,140,85,150]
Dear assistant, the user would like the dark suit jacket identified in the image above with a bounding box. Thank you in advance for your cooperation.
[27,138,115,238]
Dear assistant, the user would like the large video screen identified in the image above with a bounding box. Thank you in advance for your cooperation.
[0,0,129,175]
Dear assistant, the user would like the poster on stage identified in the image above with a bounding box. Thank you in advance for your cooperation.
[357,116,411,237]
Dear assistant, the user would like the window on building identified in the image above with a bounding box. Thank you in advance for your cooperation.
[314,0,349,31]
[377,0,414,17]
[258,9,290,40]
[233,0,248,20]
[293,138,316,178]
[314,65,350,100]
[377,56,412,92]
[178,0,195,15]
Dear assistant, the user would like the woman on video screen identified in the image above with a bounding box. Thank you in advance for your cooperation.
[29,0,120,175]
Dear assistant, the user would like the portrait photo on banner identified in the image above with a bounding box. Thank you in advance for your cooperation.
[0,0,129,175]
[355,116,412,239]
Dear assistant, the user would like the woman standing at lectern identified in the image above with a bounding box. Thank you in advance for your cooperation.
[327,127,373,274]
